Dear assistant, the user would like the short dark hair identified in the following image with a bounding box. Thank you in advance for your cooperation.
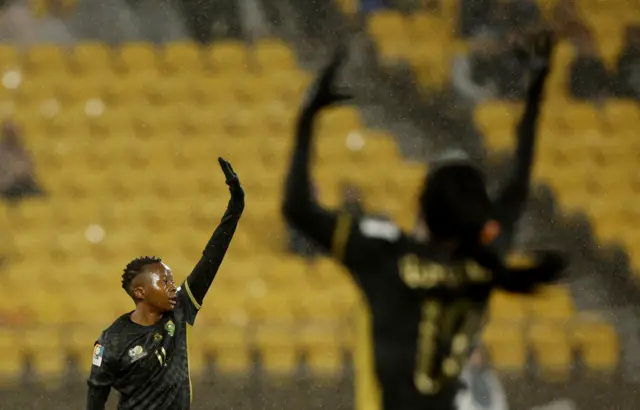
[121,256,162,298]
[421,164,493,243]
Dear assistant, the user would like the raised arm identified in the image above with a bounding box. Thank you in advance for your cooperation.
[184,158,244,308]
[282,49,351,254]
[493,32,554,251]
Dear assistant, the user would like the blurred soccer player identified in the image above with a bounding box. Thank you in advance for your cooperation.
[86,158,244,410]
[282,33,564,410]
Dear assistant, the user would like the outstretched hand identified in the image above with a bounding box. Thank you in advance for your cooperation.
[304,46,352,111]
[515,29,555,73]
[218,157,244,199]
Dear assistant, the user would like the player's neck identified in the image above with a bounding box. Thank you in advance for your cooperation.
[130,304,164,326]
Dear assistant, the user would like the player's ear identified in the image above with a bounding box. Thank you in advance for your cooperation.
[479,220,501,246]
[133,286,145,300]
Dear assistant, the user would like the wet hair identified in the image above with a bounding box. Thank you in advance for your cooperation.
[121,256,162,298]
[421,163,493,244]
[420,163,567,293]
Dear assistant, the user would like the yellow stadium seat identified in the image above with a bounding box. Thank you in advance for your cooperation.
[572,317,619,374]
[529,286,575,322]
[602,100,640,133]
[300,327,343,377]
[253,39,298,73]
[262,71,309,105]
[67,326,104,376]
[102,73,155,106]
[0,44,18,71]
[255,326,299,376]
[207,41,250,73]
[409,13,449,41]
[0,330,22,386]
[192,75,241,107]
[528,321,572,381]
[15,77,58,104]
[249,292,298,324]
[488,290,528,321]
[23,44,67,76]
[543,101,600,136]
[474,101,521,136]
[57,75,105,103]
[208,326,252,374]
[317,106,363,136]
[146,77,195,105]
[367,10,407,44]
[162,42,203,75]
[23,328,66,388]
[184,326,207,378]
[117,43,158,73]
[70,42,112,75]
[298,291,351,325]
[482,321,526,373]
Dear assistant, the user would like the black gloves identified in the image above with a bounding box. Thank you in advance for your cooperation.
[303,47,352,112]
[218,157,244,200]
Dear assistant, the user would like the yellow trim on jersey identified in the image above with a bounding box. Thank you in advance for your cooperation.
[184,280,201,310]
[355,300,382,410]
[186,324,194,402]
[332,212,352,261]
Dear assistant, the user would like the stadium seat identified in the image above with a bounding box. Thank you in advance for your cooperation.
[207,41,249,73]
[255,326,299,376]
[23,328,66,388]
[474,101,522,150]
[117,43,158,73]
[207,326,251,374]
[572,317,619,374]
[482,321,526,372]
[67,326,104,376]
[602,100,640,133]
[529,286,575,322]
[300,326,344,377]
[0,330,22,386]
[528,321,572,381]
[70,42,112,75]
[488,290,528,321]
[162,42,203,75]
[23,44,67,76]
[253,39,298,73]
[366,11,407,45]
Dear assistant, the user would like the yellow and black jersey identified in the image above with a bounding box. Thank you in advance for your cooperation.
[282,49,555,410]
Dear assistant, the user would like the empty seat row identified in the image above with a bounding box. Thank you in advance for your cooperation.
[0,40,300,76]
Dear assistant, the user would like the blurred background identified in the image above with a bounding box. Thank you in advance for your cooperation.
[0,0,638,408]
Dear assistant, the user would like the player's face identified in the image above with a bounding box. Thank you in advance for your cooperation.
[143,262,178,312]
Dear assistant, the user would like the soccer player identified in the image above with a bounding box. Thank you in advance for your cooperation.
[86,157,244,410]
[282,33,565,410]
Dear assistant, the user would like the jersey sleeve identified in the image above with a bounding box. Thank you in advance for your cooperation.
[86,336,117,410]
[176,282,199,326]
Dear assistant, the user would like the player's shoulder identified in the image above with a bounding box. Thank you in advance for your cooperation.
[356,214,405,244]
[98,313,135,349]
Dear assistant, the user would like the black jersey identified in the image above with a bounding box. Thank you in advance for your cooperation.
[282,50,553,410]
[86,189,244,410]
[87,284,198,410]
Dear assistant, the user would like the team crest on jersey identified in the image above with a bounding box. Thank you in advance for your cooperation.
[165,320,175,337]
[153,333,163,342]
[128,345,146,362]
[92,344,104,367]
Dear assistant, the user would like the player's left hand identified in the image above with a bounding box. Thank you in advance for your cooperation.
[304,46,352,111]
[514,28,555,73]
[218,157,244,199]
